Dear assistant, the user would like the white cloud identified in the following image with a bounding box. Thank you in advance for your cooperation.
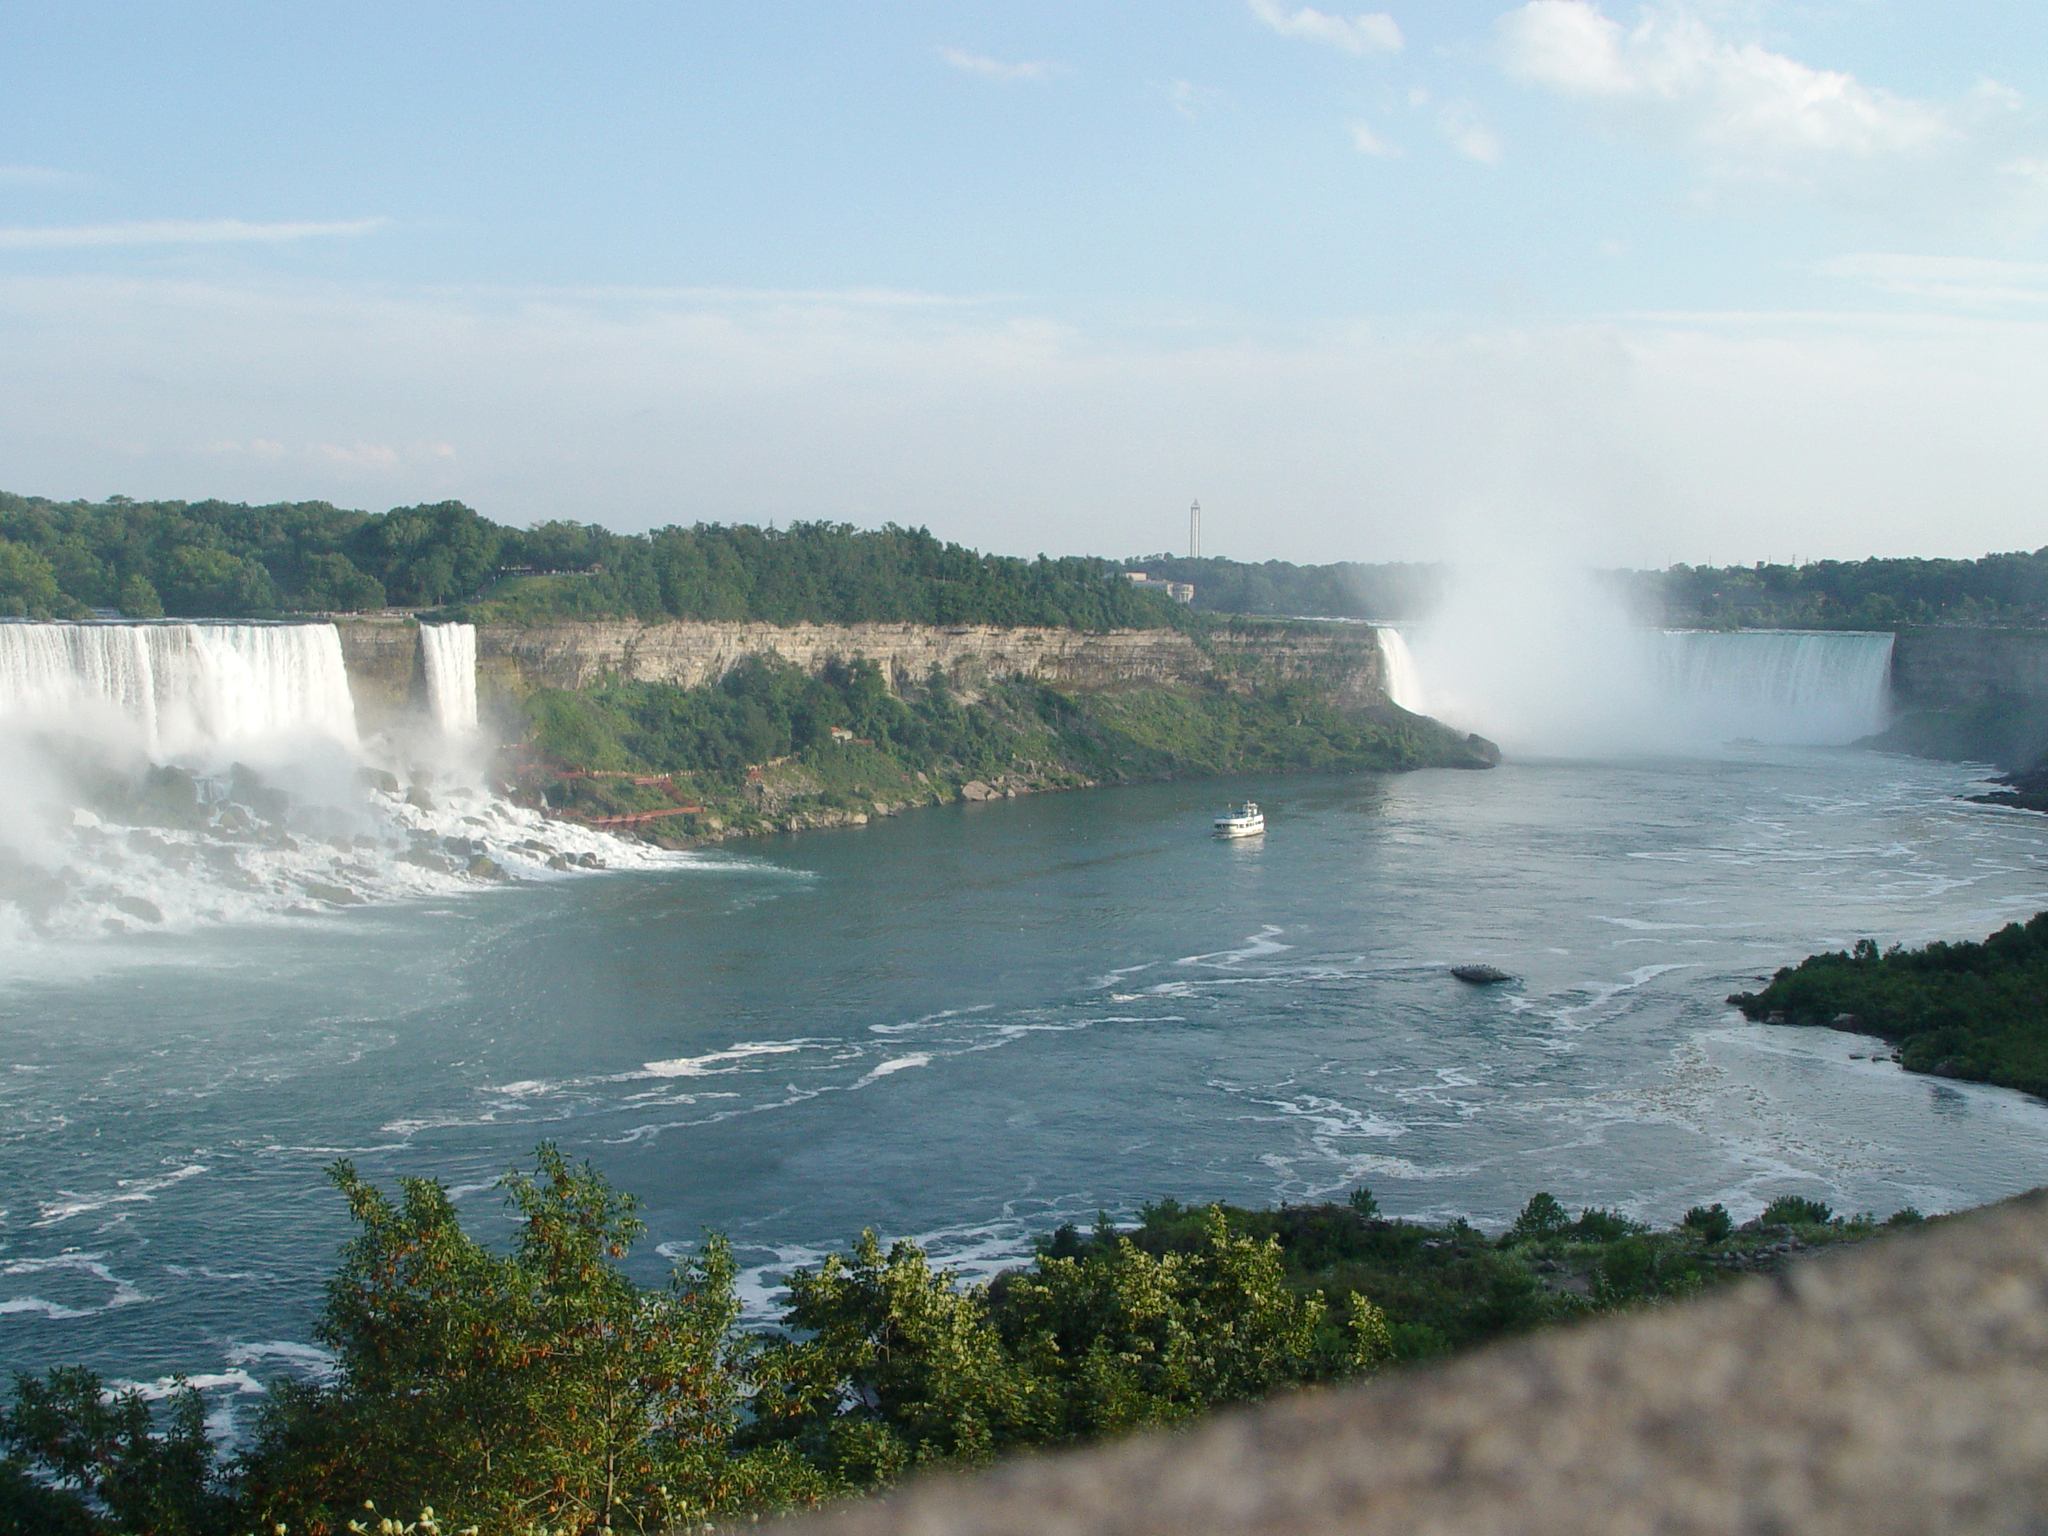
[1248,1,1402,56]
[1169,79,1230,120]
[1498,1,1957,174]
[1818,253,2048,307]
[0,217,388,251]
[0,166,73,188]
[938,47,1058,82]
[1348,121,1402,158]
[1438,102,1502,164]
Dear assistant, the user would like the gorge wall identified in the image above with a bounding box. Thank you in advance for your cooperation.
[1890,626,2048,707]
[333,617,1390,731]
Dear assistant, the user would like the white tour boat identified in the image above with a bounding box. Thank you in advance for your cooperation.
[1214,801,1265,838]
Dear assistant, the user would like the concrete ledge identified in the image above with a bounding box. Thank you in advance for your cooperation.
[783,1191,2048,1536]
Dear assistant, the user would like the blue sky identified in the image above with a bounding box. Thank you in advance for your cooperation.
[4,2,2048,564]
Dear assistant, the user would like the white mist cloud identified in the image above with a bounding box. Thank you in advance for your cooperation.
[0,217,388,250]
[938,47,1059,82]
[1498,1,1960,175]
[1248,2,1402,56]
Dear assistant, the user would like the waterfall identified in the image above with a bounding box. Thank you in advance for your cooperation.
[0,619,675,945]
[1656,631,1893,744]
[1375,627,1427,713]
[1392,623,1894,753]
[419,623,479,736]
[0,621,358,758]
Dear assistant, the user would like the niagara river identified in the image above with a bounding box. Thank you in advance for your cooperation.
[5,743,2048,1418]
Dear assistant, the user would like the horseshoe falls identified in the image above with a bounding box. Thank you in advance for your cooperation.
[1656,630,1894,746]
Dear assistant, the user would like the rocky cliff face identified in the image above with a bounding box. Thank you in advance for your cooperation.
[335,618,1390,724]
[1891,627,2048,707]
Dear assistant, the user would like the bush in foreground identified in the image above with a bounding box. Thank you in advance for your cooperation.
[2,1151,1925,1536]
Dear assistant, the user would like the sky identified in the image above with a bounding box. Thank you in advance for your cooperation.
[3,1,2047,566]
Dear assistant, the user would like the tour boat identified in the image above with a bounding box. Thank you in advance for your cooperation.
[1214,801,1265,838]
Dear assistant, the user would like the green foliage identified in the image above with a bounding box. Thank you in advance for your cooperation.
[1122,555,1446,620]
[0,1367,233,1535]
[0,537,80,619]
[1682,1203,1734,1242]
[1730,912,2048,1098]
[1616,550,2048,630]
[7,1153,1927,1534]
[118,573,164,619]
[1759,1196,1836,1227]
[525,657,1488,828]
[1507,1192,1570,1242]
[744,1208,1325,1482]
[0,491,1188,627]
[240,1146,822,1534]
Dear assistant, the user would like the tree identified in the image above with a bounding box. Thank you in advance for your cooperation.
[242,1146,820,1534]
[0,1367,233,1536]
[0,538,76,619]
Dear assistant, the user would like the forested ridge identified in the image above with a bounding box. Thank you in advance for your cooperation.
[0,492,1185,631]
[8,488,2048,632]
[1,1148,1923,1536]
[1611,551,2048,630]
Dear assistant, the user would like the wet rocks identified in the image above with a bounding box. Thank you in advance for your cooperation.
[301,880,364,906]
[1451,965,1515,985]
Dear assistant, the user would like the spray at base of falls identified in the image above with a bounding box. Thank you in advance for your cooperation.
[0,621,683,947]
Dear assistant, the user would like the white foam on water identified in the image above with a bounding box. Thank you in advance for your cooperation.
[1177,925,1291,968]
[851,1053,932,1088]
[0,1252,150,1317]
[35,1163,210,1227]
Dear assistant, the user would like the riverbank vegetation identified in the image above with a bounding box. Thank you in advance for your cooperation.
[1731,912,2048,1098]
[520,654,1494,838]
[2,1147,1930,1535]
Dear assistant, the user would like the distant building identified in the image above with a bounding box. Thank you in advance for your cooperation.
[1125,572,1196,604]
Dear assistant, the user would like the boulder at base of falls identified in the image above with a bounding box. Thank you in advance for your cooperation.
[302,881,365,906]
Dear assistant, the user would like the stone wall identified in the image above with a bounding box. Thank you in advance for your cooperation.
[334,618,1390,723]
[784,1190,2048,1536]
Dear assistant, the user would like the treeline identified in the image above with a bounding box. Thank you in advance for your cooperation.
[0,1148,1919,1536]
[0,491,1184,631]
[1615,550,2048,630]
[1732,912,2048,1098]
[1122,554,1446,621]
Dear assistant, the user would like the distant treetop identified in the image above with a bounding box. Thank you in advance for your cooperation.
[0,491,1188,630]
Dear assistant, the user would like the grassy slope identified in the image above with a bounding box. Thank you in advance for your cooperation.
[517,672,1494,843]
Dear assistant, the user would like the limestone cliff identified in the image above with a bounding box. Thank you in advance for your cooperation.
[335,617,1391,728]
